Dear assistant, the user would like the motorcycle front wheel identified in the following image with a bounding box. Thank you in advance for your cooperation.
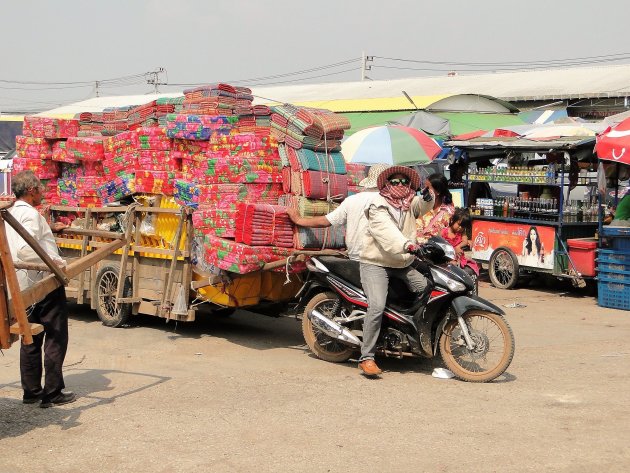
[439,310,515,382]
[302,292,355,363]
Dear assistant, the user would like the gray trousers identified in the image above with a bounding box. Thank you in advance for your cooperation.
[359,263,428,361]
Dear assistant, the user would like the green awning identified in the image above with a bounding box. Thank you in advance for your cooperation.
[434,112,526,136]
[341,111,411,136]
[341,111,527,138]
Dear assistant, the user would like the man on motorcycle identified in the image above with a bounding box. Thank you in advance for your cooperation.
[358,166,434,377]
[286,163,389,261]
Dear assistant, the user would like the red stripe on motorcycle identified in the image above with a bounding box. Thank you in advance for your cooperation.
[430,290,447,298]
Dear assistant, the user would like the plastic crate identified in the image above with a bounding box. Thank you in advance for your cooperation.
[598,261,630,273]
[598,249,630,264]
[598,268,630,283]
[598,276,630,310]
[613,237,630,251]
[602,227,630,238]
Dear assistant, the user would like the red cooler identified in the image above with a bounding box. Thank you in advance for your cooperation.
[567,238,597,277]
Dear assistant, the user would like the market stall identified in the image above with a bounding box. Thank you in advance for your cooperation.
[594,117,630,310]
[445,134,599,289]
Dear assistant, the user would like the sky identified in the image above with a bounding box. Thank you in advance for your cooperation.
[2,0,629,112]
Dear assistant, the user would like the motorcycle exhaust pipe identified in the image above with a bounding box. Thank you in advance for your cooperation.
[309,309,362,347]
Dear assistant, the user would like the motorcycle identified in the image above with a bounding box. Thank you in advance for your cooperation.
[298,237,515,382]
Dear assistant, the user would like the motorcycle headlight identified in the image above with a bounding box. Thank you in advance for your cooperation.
[437,241,457,261]
[433,269,466,293]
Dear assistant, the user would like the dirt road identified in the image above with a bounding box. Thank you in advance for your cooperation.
[1,280,629,473]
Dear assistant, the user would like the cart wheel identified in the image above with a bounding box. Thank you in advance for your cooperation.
[489,247,519,289]
[95,264,132,327]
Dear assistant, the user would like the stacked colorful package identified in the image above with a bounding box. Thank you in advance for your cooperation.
[22,116,80,139]
[174,181,283,209]
[97,173,136,203]
[103,131,139,177]
[15,136,52,159]
[182,84,253,116]
[12,158,59,180]
[192,208,237,238]
[66,136,105,161]
[52,141,76,164]
[234,203,294,248]
[165,114,237,140]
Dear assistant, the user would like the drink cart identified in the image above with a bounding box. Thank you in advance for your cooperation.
[445,135,599,289]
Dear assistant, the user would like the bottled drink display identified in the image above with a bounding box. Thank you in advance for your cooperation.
[468,166,554,184]
[470,197,600,223]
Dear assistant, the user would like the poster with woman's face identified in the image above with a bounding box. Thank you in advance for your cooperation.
[471,220,555,270]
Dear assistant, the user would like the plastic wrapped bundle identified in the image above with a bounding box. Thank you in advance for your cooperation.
[12,158,59,179]
[135,171,177,195]
[202,234,295,274]
[345,163,369,186]
[137,150,181,171]
[103,152,139,178]
[66,136,105,161]
[97,173,136,203]
[165,114,237,140]
[174,181,282,209]
[22,116,79,139]
[137,127,172,151]
[15,136,52,159]
[52,140,77,163]
[289,170,348,201]
[234,203,294,248]
[278,194,339,217]
[286,146,346,174]
[294,225,346,250]
[103,131,139,159]
[182,156,282,184]
[192,207,237,238]
[61,161,104,178]
[76,176,104,197]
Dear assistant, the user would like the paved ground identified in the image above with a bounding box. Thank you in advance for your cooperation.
[1,277,629,473]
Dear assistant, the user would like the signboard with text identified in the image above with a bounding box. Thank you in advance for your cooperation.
[471,220,556,270]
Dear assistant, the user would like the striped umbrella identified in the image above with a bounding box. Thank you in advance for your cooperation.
[341,125,441,165]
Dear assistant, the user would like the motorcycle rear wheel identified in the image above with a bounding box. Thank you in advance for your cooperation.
[302,292,355,363]
[439,310,515,382]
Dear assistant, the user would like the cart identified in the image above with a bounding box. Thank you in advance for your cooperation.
[445,135,600,289]
[47,197,332,327]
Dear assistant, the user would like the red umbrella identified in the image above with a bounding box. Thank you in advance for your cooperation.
[596,117,630,165]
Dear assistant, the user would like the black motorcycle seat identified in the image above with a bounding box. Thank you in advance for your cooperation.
[317,256,362,288]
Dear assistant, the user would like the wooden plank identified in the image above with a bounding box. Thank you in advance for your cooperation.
[19,238,126,309]
[0,215,33,344]
[130,245,190,258]
[89,213,98,310]
[61,228,124,239]
[2,210,69,285]
[50,205,129,213]
[76,208,92,305]
[10,322,44,336]
[116,212,135,300]
[159,210,186,319]
[132,213,141,315]
[13,262,50,271]
[181,213,194,309]
[117,297,142,303]
[0,252,12,349]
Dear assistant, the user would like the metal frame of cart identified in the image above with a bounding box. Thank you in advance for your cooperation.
[444,135,599,289]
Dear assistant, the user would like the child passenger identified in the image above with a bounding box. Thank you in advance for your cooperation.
[441,208,480,291]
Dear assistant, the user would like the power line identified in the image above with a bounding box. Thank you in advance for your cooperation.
[0,72,151,86]
[372,52,630,67]
[165,58,361,87]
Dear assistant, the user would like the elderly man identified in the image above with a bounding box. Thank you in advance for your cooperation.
[6,170,75,408]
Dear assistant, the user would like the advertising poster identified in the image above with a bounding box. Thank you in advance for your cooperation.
[471,220,555,270]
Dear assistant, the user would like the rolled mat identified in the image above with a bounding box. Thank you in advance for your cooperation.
[182,156,282,184]
[277,194,339,217]
[290,170,348,201]
[66,136,105,161]
[174,181,282,209]
[202,234,297,274]
[234,203,295,248]
[293,226,346,250]
[192,207,237,238]
[286,147,346,174]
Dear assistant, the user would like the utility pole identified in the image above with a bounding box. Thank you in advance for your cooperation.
[95,81,100,97]
[361,52,373,81]
[146,67,166,93]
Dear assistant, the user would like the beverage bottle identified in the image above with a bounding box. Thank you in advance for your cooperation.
[503,198,509,218]
[577,201,583,223]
